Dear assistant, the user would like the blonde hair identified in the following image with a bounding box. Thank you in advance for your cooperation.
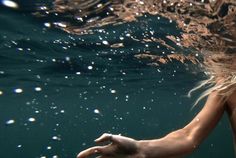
[188,52,236,107]
[188,76,236,107]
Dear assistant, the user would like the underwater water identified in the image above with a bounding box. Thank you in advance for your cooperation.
[0,0,234,158]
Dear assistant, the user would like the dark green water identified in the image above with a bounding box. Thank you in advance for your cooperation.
[0,1,234,158]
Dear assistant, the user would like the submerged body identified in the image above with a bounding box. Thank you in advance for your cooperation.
[77,90,236,158]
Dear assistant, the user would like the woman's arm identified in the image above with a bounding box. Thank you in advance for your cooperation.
[77,91,226,158]
[138,91,226,158]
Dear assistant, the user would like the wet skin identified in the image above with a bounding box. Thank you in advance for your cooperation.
[77,90,236,158]
[226,91,236,156]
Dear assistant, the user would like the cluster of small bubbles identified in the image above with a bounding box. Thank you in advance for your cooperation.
[125,95,129,102]
[113,115,123,121]
[38,6,47,12]
[5,119,15,125]
[13,87,43,94]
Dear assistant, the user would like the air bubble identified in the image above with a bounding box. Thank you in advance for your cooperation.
[44,23,51,27]
[28,118,36,122]
[110,89,116,94]
[6,119,15,125]
[102,41,109,45]
[94,109,100,114]
[88,66,93,70]
[2,0,18,9]
[35,87,42,92]
[17,145,22,148]
[14,88,23,94]
[52,136,61,141]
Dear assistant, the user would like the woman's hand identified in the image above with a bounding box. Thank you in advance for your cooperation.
[77,133,143,158]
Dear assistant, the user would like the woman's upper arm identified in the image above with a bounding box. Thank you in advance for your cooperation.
[184,91,226,146]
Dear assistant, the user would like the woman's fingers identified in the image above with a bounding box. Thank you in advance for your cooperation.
[95,133,113,143]
[77,146,104,158]
[77,134,138,158]
[95,133,135,145]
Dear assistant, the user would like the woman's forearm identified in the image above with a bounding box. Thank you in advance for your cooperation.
[137,128,197,158]
[136,92,226,158]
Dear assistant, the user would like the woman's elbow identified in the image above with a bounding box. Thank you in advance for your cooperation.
[185,134,200,153]
[168,128,200,154]
[181,127,203,154]
[166,128,200,154]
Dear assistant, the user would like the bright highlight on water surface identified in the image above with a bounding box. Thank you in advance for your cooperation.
[1,0,18,9]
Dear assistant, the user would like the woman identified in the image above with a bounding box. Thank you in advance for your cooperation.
[75,0,236,157]
[77,70,236,158]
